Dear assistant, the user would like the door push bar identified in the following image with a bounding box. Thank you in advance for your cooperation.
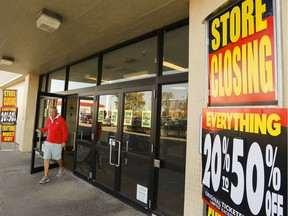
[109,139,121,167]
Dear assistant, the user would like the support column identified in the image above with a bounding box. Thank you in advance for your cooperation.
[18,74,39,152]
[185,0,226,215]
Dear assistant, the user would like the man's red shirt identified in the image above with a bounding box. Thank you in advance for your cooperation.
[41,115,68,144]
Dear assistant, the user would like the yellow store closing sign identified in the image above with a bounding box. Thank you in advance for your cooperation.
[207,0,276,105]
[3,90,17,106]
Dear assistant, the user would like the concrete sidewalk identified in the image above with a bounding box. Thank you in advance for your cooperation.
[0,150,148,216]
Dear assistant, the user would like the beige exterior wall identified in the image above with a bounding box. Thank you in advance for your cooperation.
[20,74,39,152]
[185,0,288,215]
[0,89,2,107]
[3,74,39,152]
[185,0,226,214]
[282,0,288,107]
[7,82,25,148]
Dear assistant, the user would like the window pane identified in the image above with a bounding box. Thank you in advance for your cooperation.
[77,97,94,142]
[120,91,152,200]
[48,69,66,93]
[40,75,46,92]
[102,37,157,84]
[157,83,188,216]
[163,26,189,75]
[75,96,94,177]
[68,57,98,90]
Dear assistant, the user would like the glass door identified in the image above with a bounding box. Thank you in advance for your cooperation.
[31,93,65,174]
[156,83,188,216]
[94,88,154,208]
[95,88,153,207]
[74,95,95,178]
[119,90,152,206]
[94,92,120,189]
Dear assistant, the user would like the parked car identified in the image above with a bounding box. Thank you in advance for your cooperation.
[160,118,187,138]
[80,114,92,124]
[102,117,111,126]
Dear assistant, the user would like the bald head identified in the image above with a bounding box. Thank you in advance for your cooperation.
[49,107,58,119]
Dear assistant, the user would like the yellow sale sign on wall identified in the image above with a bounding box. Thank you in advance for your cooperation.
[3,89,17,106]
[207,0,276,105]
[1,89,17,142]
[202,107,287,216]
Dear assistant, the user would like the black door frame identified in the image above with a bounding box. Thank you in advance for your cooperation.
[73,92,97,179]
[88,85,156,210]
[30,92,66,174]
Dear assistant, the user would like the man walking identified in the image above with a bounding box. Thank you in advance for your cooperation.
[36,106,68,184]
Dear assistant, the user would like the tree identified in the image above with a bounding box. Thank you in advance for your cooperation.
[125,92,146,116]
[162,92,174,118]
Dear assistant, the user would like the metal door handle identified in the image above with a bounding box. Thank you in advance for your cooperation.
[125,141,129,165]
[38,132,42,151]
[72,131,76,151]
[115,140,121,167]
[126,141,129,152]
[109,139,121,167]
[109,139,115,166]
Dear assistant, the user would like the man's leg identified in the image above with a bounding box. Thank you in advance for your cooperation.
[56,159,65,176]
[54,144,65,176]
[56,159,64,170]
[39,159,51,184]
[44,159,50,176]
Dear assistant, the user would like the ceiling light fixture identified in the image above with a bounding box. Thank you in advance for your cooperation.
[163,61,188,72]
[123,71,150,79]
[0,56,14,65]
[84,74,97,81]
[36,8,62,33]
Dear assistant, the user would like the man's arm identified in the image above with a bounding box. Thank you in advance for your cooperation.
[36,119,49,133]
[61,118,69,147]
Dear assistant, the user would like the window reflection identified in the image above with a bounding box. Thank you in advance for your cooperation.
[123,91,152,155]
[68,57,98,90]
[157,83,188,216]
[163,26,189,75]
[76,96,94,176]
[120,91,152,199]
[47,69,66,93]
[161,84,188,138]
[98,94,119,148]
[95,94,119,188]
[102,37,157,84]
[78,97,94,142]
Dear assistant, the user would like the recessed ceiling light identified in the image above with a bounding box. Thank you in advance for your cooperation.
[0,56,14,65]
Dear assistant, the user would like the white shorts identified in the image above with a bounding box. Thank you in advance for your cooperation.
[43,141,63,160]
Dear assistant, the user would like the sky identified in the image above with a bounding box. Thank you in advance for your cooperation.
[0,70,22,87]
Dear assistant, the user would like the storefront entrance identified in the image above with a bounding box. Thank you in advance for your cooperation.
[31,82,188,215]
[30,93,65,173]
[31,20,188,215]
[74,86,154,208]
[31,93,77,174]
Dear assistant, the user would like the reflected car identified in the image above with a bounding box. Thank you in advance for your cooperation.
[102,118,111,126]
[80,114,92,124]
[160,118,187,138]
[126,116,150,134]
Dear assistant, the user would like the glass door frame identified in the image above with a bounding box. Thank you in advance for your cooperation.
[90,88,122,189]
[152,82,188,216]
[73,92,97,179]
[92,85,156,210]
[30,92,66,174]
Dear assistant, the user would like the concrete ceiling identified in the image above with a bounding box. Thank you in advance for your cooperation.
[0,0,189,77]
